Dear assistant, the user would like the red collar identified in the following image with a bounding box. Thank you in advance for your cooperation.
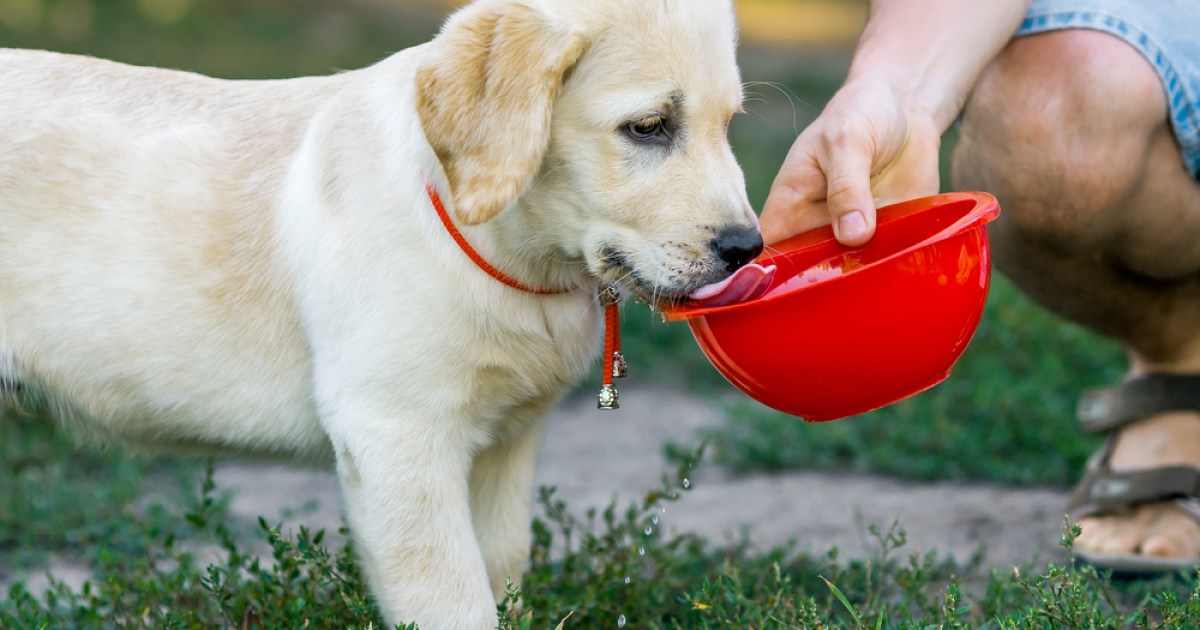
[426,184,627,409]
[426,184,569,295]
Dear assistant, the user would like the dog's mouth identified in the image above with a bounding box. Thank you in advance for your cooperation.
[595,248,776,308]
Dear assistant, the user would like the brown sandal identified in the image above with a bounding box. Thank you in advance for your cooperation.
[1068,374,1200,575]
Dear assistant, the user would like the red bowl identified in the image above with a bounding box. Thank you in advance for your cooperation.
[663,192,1001,422]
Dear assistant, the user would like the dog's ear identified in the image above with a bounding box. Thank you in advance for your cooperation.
[417,1,589,225]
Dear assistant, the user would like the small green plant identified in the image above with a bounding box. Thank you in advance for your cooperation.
[0,405,201,573]
[8,444,1200,628]
[3,462,396,629]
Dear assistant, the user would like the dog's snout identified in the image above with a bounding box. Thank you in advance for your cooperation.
[713,227,764,272]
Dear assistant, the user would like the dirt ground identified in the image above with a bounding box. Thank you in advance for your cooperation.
[8,383,1073,599]
[213,384,1073,572]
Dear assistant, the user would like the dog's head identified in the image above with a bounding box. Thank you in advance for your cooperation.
[418,0,759,303]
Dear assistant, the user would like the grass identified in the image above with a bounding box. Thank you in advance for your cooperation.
[0,0,1151,627]
[7,447,1200,628]
[0,404,200,571]
[0,0,441,79]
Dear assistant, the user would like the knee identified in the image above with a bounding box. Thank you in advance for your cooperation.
[952,30,1167,252]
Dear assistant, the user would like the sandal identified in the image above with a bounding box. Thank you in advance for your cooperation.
[1068,373,1200,575]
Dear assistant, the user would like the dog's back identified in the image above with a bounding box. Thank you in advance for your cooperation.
[0,50,342,460]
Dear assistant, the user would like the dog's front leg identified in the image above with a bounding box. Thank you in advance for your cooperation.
[469,410,550,604]
[330,415,498,630]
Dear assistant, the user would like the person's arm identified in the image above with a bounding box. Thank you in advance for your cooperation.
[759,0,1030,246]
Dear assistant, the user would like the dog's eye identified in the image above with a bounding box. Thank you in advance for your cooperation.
[624,116,671,144]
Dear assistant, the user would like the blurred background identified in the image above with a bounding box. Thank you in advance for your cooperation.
[0,0,1123,511]
[0,0,868,207]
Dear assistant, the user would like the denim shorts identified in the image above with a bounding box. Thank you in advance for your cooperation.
[1015,0,1200,177]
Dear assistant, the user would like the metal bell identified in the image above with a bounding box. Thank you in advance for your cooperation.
[597,384,620,410]
[612,351,628,379]
[599,282,621,306]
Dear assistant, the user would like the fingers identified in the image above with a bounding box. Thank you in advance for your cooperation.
[759,194,827,246]
[819,135,877,246]
[761,125,878,247]
[761,86,893,247]
[760,171,829,245]
[760,83,943,248]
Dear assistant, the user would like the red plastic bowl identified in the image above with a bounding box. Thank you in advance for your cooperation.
[663,192,1001,422]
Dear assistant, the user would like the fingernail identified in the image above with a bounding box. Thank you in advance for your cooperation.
[837,211,868,242]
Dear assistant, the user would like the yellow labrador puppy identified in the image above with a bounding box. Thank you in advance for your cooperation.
[0,0,759,626]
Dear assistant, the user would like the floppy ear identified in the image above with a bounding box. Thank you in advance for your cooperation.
[417,1,589,225]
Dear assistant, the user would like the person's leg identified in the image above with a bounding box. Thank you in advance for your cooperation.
[953,29,1200,559]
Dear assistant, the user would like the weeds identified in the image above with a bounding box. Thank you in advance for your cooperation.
[6,446,1200,628]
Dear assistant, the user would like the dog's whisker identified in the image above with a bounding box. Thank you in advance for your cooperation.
[527,162,565,194]
[743,107,771,124]
[742,80,806,134]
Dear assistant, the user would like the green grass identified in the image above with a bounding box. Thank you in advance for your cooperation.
[0,406,201,572]
[6,451,1200,628]
[0,0,439,79]
[0,0,1149,626]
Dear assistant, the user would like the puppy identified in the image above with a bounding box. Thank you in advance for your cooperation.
[0,0,759,626]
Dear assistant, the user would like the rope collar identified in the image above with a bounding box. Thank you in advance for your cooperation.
[426,184,627,409]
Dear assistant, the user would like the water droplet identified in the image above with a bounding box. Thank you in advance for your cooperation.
[682,478,691,489]
[637,546,645,556]
[651,515,659,525]
[644,525,653,536]
[624,576,631,584]
[660,506,667,514]
[617,614,627,627]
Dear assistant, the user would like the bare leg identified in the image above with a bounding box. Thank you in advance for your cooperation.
[954,30,1200,559]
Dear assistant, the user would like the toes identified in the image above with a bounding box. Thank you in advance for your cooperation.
[1080,408,1200,561]
[1140,507,1200,558]
[1074,516,1110,550]
[1078,505,1200,559]
[1076,515,1143,554]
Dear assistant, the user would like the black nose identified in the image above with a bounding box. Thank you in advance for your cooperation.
[713,226,764,272]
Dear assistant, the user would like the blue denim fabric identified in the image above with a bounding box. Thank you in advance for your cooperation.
[1016,0,1200,177]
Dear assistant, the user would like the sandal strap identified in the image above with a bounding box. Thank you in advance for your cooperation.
[1176,497,1200,522]
[1069,463,1200,518]
[1077,374,1200,433]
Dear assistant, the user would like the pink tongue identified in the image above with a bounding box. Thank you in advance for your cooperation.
[688,263,777,307]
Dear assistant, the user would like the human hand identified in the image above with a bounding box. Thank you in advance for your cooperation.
[759,81,943,246]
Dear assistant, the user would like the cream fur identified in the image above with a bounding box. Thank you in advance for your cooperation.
[0,0,755,627]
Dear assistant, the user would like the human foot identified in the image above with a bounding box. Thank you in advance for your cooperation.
[1074,408,1200,561]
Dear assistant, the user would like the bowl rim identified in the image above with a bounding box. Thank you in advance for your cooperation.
[661,191,1000,322]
